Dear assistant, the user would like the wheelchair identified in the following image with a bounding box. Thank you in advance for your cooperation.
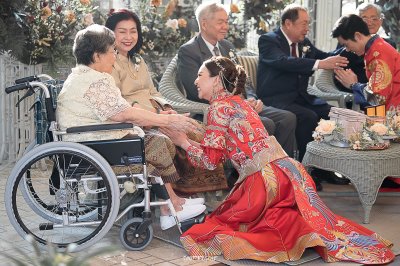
[4,75,203,252]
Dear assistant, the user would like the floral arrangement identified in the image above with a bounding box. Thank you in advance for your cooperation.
[349,123,388,150]
[18,0,98,65]
[138,0,195,63]
[226,3,250,49]
[313,119,345,143]
[385,108,400,136]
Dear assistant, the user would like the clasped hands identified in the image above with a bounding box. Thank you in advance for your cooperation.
[334,68,358,90]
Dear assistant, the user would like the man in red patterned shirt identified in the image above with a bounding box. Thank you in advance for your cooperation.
[332,14,399,109]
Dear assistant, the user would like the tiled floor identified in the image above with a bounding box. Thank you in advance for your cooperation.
[0,162,221,266]
[1,161,399,266]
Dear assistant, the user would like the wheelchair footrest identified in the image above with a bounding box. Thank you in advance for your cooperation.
[180,213,206,233]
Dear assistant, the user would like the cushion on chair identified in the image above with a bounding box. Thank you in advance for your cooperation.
[237,55,258,89]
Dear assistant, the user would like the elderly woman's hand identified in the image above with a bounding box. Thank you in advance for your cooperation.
[160,109,177,114]
[165,113,199,132]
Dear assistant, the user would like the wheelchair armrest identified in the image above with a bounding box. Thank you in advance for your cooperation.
[66,123,144,137]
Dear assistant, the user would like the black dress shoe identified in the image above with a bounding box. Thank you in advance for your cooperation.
[381,178,400,188]
[312,168,350,185]
[311,175,323,192]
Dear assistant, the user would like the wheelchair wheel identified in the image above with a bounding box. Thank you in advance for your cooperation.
[17,140,99,223]
[119,217,153,251]
[5,141,120,252]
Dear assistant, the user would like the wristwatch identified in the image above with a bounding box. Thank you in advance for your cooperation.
[349,82,357,90]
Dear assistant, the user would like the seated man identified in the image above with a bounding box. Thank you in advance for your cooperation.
[177,2,297,158]
[256,4,349,190]
[332,3,397,94]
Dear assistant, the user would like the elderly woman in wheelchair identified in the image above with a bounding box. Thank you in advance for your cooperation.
[56,24,206,230]
[4,24,207,254]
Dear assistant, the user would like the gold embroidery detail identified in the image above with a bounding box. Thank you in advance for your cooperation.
[368,58,392,92]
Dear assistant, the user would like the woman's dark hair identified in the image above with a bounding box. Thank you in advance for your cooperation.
[331,14,370,41]
[105,9,143,57]
[204,56,246,95]
[73,24,115,66]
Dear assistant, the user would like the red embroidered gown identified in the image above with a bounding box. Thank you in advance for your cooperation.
[180,93,394,264]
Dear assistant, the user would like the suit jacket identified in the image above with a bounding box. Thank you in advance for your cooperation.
[257,28,330,108]
[178,34,235,103]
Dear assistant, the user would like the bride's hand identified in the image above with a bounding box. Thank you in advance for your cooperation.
[166,113,200,132]
[160,127,188,147]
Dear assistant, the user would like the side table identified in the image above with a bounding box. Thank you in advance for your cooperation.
[302,141,400,223]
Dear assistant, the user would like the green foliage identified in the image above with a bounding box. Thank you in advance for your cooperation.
[226,3,251,49]
[377,0,400,49]
[0,0,27,57]
[243,0,293,34]
[0,234,117,266]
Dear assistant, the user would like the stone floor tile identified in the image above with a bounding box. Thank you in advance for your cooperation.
[153,262,177,266]
[124,251,151,261]
[138,255,164,265]
[143,246,186,261]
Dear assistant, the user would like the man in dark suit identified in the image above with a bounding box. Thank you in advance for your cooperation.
[257,4,349,162]
[177,2,297,158]
[257,4,349,190]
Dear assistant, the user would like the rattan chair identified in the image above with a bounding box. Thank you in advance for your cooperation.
[158,55,208,115]
[159,54,347,113]
[313,69,357,109]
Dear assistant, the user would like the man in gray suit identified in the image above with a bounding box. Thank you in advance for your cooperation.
[177,2,297,158]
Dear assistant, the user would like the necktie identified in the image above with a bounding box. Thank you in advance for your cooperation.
[291,43,297,57]
[213,46,220,56]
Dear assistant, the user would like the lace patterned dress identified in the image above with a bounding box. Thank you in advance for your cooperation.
[180,93,394,264]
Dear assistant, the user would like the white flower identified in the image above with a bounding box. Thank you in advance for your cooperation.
[83,13,93,26]
[165,19,178,30]
[315,119,336,135]
[142,26,149,32]
[369,123,388,136]
[302,45,310,54]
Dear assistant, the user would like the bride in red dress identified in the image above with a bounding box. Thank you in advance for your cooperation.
[161,56,394,264]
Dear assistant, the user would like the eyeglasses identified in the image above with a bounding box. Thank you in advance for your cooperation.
[361,16,381,23]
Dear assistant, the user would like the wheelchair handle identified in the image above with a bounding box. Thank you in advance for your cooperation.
[15,74,54,84]
[5,82,31,94]
[5,81,51,98]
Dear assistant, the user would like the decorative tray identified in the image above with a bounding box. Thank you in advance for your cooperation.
[351,142,390,151]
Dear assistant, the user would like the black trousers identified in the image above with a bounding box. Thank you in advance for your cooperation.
[283,102,331,161]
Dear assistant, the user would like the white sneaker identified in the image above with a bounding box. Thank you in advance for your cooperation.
[183,197,205,206]
[177,204,206,221]
[160,204,206,230]
[160,215,176,230]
